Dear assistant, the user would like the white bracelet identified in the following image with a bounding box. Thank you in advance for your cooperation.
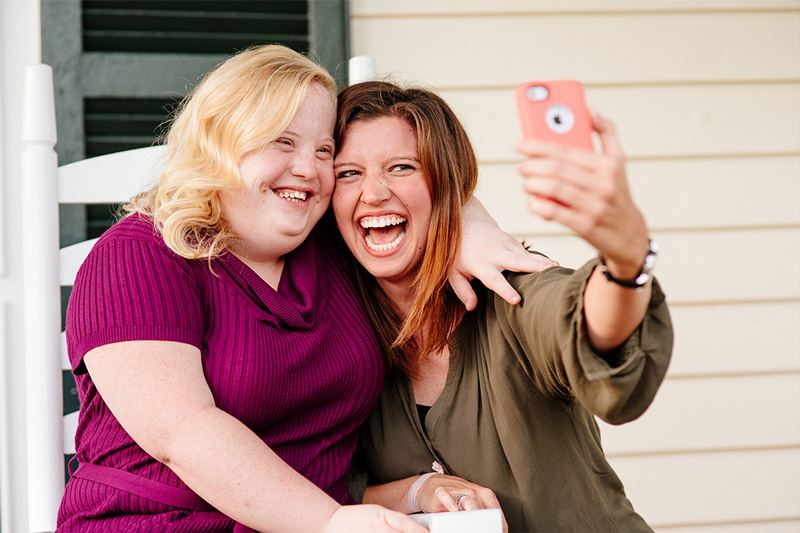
[407,472,439,513]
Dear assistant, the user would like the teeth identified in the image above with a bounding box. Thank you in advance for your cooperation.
[277,190,307,203]
[360,216,406,228]
[366,230,405,252]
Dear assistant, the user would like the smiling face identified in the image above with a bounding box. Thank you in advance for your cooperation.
[219,83,336,265]
[333,116,433,292]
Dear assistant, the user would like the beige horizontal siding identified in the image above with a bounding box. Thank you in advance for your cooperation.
[437,84,800,162]
[352,0,799,17]
[517,229,800,303]
[612,447,800,527]
[668,302,800,376]
[478,156,800,234]
[352,1,800,530]
[659,520,800,533]
[352,11,799,87]
[599,374,800,453]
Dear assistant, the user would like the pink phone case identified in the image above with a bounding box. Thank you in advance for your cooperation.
[516,80,593,151]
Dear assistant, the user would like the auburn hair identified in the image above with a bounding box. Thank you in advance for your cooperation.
[334,81,478,377]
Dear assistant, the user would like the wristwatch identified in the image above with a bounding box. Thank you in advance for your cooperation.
[599,239,658,290]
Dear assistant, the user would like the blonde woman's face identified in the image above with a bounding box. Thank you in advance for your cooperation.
[333,116,432,291]
[220,83,336,264]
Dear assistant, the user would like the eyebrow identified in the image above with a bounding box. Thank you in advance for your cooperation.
[281,129,335,144]
[333,155,420,168]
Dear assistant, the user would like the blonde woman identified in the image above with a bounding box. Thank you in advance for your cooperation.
[58,46,551,532]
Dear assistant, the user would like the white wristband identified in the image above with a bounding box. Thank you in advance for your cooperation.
[407,472,439,513]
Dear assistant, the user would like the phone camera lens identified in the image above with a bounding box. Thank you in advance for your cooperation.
[546,104,575,134]
[526,86,549,102]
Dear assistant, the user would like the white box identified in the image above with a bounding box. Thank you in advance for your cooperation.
[408,509,503,532]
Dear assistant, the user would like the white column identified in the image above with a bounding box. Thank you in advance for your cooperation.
[21,64,62,533]
[2,1,47,531]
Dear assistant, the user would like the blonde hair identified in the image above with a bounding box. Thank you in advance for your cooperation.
[126,44,337,260]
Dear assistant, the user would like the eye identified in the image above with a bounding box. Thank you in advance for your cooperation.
[336,169,360,180]
[389,164,415,174]
[273,137,294,148]
[317,145,333,158]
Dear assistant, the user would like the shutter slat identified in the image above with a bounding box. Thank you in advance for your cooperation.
[84,97,175,157]
[81,0,309,54]
[83,1,308,15]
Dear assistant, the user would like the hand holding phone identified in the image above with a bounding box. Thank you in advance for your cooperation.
[515,80,594,151]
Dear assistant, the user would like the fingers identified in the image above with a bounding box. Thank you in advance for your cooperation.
[382,510,428,533]
[517,148,599,195]
[325,505,428,533]
[456,493,480,511]
[590,110,624,159]
[433,487,482,512]
[501,246,560,273]
[433,486,461,512]
[448,271,478,311]
[476,270,522,306]
[429,483,502,512]
[451,236,556,308]
[516,110,643,250]
[470,236,557,306]
[517,145,614,216]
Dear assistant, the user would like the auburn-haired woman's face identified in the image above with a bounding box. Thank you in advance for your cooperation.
[333,116,432,289]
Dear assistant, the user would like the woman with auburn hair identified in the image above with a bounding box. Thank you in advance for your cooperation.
[332,80,673,532]
[57,45,550,533]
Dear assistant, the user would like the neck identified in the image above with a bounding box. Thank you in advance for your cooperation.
[377,278,416,319]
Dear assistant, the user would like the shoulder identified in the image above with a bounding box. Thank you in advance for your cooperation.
[501,263,578,298]
[92,214,188,264]
[78,214,199,289]
[96,213,160,244]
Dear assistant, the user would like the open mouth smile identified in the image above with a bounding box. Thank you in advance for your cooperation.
[359,215,407,252]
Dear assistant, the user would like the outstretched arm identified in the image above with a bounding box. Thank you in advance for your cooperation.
[517,111,653,352]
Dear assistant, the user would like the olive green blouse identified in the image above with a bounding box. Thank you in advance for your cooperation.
[352,259,673,532]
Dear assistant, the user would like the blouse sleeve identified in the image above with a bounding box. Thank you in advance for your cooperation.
[490,258,673,425]
[65,225,205,373]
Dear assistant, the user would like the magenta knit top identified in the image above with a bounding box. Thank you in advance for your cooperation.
[56,214,384,532]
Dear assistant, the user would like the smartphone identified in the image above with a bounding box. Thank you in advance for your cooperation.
[515,80,593,151]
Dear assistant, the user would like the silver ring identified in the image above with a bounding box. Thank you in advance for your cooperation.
[455,493,472,510]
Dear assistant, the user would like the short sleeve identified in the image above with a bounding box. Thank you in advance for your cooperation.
[492,258,673,425]
[66,222,205,373]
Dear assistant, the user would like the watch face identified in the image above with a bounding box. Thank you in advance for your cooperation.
[601,239,657,289]
[643,239,658,273]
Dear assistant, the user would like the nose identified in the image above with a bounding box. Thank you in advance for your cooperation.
[361,172,392,205]
[291,150,318,180]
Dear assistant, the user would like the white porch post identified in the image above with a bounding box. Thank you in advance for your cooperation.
[21,64,62,533]
[1,1,49,531]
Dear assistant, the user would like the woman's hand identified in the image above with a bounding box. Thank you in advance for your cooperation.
[516,111,649,278]
[413,475,508,533]
[452,198,558,310]
[324,505,428,533]
[518,111,656,351]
